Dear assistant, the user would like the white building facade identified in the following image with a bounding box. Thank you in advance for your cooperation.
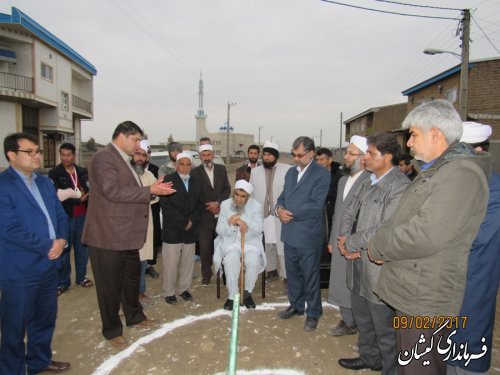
[0,7,96,170]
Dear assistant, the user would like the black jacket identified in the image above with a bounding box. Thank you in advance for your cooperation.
[48,164,89,218]
[160,173,203,244]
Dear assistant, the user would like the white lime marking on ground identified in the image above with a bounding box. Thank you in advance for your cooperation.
[92,302,338,375]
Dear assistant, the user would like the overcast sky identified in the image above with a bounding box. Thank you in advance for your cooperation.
[3,0,499,150]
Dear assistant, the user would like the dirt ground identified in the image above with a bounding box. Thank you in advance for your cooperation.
[52,258,500,375]
[51,162,500,375]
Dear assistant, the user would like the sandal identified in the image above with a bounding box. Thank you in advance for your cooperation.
[79,278,93,288]
[57,286,67,296]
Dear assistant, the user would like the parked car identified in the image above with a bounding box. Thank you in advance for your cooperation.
[150,150,226,168]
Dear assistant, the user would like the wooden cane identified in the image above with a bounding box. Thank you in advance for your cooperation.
[240,229,245,305]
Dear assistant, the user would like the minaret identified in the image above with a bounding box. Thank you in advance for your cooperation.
[195,72,209,142]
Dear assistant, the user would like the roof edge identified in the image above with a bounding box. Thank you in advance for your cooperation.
[6,7,96,75]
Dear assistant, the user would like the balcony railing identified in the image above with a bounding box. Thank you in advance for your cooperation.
[0,72,33,92]
[72,94,92,114]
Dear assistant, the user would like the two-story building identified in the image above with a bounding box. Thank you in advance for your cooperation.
[344,102,408,147]
[0,7,96,170]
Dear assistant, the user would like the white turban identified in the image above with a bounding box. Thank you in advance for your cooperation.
[235,179,253,195]
[139,140,150,153]
[349,135,368,154]
[176,152,192,162]
[199,144,213,153]
[461,121,492,143]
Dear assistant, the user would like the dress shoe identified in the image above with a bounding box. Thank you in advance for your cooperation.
[243,292,256,309]
[304,317,319,332]
[139,293,155,307]
[165,295,177,304]
[265,270,279,283]
[40,360,71,373]
[147,266,160,278]
[201,278,211,286]
[277,305,304,319]
[179,290,193,301]
[338,357,383,371]
[133,319,159,329]
[109,336,129,349]
[327,320,358,336]
[282,278,288,291]
[223,299,233,311]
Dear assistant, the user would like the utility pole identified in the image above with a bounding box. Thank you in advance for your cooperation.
[226,102,236,164]
[339,112,343,149]
[258,125,263,147]
[319,129,323,147]
[459,9,470,121]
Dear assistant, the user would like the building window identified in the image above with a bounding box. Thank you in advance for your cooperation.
[445,88,457,103]
[41,63,53,81]
[61,92,69,111]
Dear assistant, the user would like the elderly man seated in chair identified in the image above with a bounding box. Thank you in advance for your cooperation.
[214,180,266,311]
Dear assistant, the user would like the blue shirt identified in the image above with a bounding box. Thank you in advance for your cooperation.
[370,167,394,186]
[12,168,56,239]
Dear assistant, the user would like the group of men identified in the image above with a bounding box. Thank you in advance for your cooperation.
[322,100,498,375]
[0,99,498,374]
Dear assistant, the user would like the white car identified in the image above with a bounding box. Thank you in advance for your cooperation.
[150,150,226,168]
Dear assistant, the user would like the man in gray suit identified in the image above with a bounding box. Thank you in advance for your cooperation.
[326,135,369,337]
[337,133,410,374]
[276,136,330,332]
[82,121,176,349]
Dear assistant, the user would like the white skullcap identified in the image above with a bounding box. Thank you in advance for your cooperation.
[139,140,150,153]
[263,140,280,152]
[461,121,492,143]
[349,135,368,154]
[199,144,213,153]
[235,179,253,195]
[176,152,192,162]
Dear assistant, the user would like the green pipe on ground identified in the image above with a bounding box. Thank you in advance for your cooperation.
[226,293,241,375]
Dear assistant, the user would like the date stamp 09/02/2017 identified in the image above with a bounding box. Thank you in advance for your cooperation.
[393,315,468,330]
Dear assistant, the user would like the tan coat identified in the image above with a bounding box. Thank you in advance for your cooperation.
[139,170,158,261]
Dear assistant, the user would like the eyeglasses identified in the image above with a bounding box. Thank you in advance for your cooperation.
[291,150,311,159]
[344,151,363,156]
[16,149,43,156]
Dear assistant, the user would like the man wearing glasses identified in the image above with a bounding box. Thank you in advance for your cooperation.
[0,133,70,373]
[275,136,330,332]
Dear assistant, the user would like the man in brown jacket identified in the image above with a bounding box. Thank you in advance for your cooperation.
[82,121,175,349]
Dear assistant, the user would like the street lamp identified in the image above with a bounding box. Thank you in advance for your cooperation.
[226,102,236,164]
[423,48,461,59]
[258,125,264,147]
[422,9,470,120]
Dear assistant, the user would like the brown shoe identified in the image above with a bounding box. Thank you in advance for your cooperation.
[327,320,357,336]
[133,318,160,329]
[109,336,129,349]
[41,360,71,372]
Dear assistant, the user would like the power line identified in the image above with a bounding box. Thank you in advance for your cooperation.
[372,0,461,12]
[472,15,500,54]
[320,0,459,20]
[105,0,198,76]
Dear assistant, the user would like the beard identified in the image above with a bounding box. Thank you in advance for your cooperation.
[248,156,258,164]
[230,201,246,214]
[343,157,362,175]
[203,160,213,168]
[131,160,145,175]
[263,159,277,169]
